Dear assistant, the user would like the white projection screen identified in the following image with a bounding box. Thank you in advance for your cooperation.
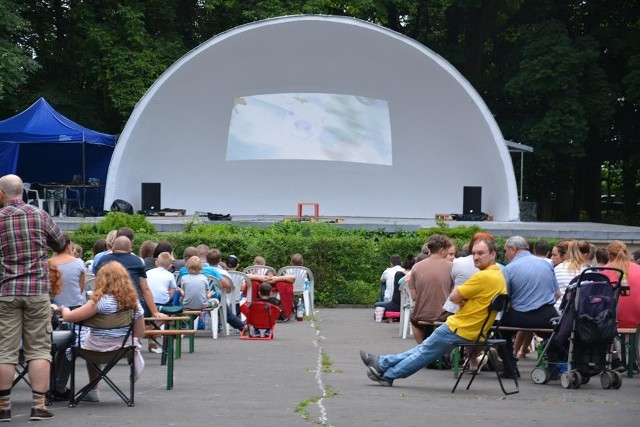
[105,15,520,220]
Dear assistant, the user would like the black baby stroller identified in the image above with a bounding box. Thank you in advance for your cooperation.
[531,267,626,389]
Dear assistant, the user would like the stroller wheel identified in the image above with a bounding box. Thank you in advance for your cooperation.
[611,371,623,389]
[531,367,550,384]
[581,375,590,385]
[572,371,582,389]
[560,372,572,389]
[600,371,614,389]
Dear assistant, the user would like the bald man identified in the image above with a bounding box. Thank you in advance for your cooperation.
[0,174,66,421]
[95,236,165,318]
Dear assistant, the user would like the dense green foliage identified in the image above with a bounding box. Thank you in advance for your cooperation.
[1,1,638,222]
[71,213,511,306]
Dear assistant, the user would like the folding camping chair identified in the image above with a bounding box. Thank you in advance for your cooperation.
[68,309,136,407]
[240,301,281,340]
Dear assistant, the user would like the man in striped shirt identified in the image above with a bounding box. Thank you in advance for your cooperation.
[0,174,66,421]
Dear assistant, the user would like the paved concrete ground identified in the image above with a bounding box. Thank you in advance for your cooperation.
[9,308,640,426]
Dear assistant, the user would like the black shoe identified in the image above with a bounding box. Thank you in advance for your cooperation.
[0,409,10,422]
[612,359,626,373]
[360,350,382,376]
[500,367,521,379]
[366,366,393,386]
[30,407,54,421]
[50,388,71,402]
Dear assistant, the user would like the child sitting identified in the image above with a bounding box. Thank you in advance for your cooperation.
[177,256,219,310]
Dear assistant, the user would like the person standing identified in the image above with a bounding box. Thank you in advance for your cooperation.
[0,174,66,421]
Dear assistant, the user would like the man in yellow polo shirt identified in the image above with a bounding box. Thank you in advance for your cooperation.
[360,238,506,386]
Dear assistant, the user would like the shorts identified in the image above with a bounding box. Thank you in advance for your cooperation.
[0,294,53,364]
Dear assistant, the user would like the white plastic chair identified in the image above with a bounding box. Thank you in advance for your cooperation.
[277,266,314,316]
[242,265,277,276]
[204,275,228,338]
[399,281,414,339]
[228,271,251,308]
[24,183,46,210]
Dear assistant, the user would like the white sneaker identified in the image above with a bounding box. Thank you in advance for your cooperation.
[150,347,163,354]
[81,390,100,402]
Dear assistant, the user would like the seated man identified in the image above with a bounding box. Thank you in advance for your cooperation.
[499,236,560,379]
[360,238,506,387]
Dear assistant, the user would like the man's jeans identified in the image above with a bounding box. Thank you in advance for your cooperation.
[379,324,471,380]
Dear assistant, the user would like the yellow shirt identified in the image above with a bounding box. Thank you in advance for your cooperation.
[445,264,506,341]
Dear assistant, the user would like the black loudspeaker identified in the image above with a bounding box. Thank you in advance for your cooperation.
[463,186,482,215]
[141,183,161,212]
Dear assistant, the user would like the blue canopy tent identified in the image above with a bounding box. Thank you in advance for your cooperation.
[0,98,117,213]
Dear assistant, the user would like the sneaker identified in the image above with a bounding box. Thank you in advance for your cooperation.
[359,350,382,376]
[0,409,10,422]
[50,388,71,402]
[81,390,100,402]
[150,347,163,354]
[366,366,393,386]
[30,407,54,421]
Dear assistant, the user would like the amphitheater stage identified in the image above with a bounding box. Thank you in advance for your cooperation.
[51,214,640,246]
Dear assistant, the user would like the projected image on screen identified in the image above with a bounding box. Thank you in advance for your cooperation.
[226,93,392,165]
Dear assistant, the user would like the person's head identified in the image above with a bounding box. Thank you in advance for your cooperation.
[472,238,497,270]
[91,261,138,309]
[565,240,589,272]
[186,255,202,274]
[426,234,454,257]
[595,247,609,266]
[402,254,416,270]
[551,240,569,266]
[54,233,72,255]
[139,240,157,259]
[112,236,132,253]
[503,236,529,262]
[153,240,174,258]
[421,242,430,256]
[92,238,107,257]
[254,256,266,266]
[389,254,402,267]
[607,240,630,274]
[155,252,173,269]
[633,249,640,264]
[206,249,222,266]
[196,244,209,260]
[0,174,23,205]
[104,230,118,250]
[226,255,239,270]
[415,253,429,262]
[468,232,495,253]
[258,282,272,298]
[533,240,550,258]
[71,242,83,259]
[291,253,304,266]
[446,243,457,261]
[116,227,135,242]
[183,246,198,261]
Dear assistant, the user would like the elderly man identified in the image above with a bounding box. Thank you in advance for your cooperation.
[360,238,506,387]
[94,236,165,319]
[0,174,66,421]
[499,235,560,378]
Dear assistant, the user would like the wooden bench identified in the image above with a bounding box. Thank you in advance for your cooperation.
[144,328,196,390]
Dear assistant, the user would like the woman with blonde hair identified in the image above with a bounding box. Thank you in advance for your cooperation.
[58,261,145,402]
[554,240,589,311]
[604,240,640,329]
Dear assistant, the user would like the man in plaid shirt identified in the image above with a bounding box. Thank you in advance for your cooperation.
[0,174,65,421]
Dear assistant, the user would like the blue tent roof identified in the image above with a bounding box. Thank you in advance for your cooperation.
[0,97,116,146]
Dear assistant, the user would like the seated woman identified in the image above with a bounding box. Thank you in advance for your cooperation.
[57,261,145,403]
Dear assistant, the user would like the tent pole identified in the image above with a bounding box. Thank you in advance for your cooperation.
[82,133,86,216]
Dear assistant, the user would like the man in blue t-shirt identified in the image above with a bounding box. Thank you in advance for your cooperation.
[499,235,560,378]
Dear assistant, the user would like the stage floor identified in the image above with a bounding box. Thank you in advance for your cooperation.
[51,214,640,245]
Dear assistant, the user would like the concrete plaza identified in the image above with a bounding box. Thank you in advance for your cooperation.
[8,308,639,426]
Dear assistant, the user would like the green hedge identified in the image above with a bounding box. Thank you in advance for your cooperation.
[71,214,539,306]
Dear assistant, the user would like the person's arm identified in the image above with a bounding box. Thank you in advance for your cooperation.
[61,300,97,323]
[268,274,295,284]
[449,288,465,305]
[133,315,145,338]
[139,277,165,317]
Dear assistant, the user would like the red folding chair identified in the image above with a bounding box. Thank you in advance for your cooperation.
[240,301,281,340]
